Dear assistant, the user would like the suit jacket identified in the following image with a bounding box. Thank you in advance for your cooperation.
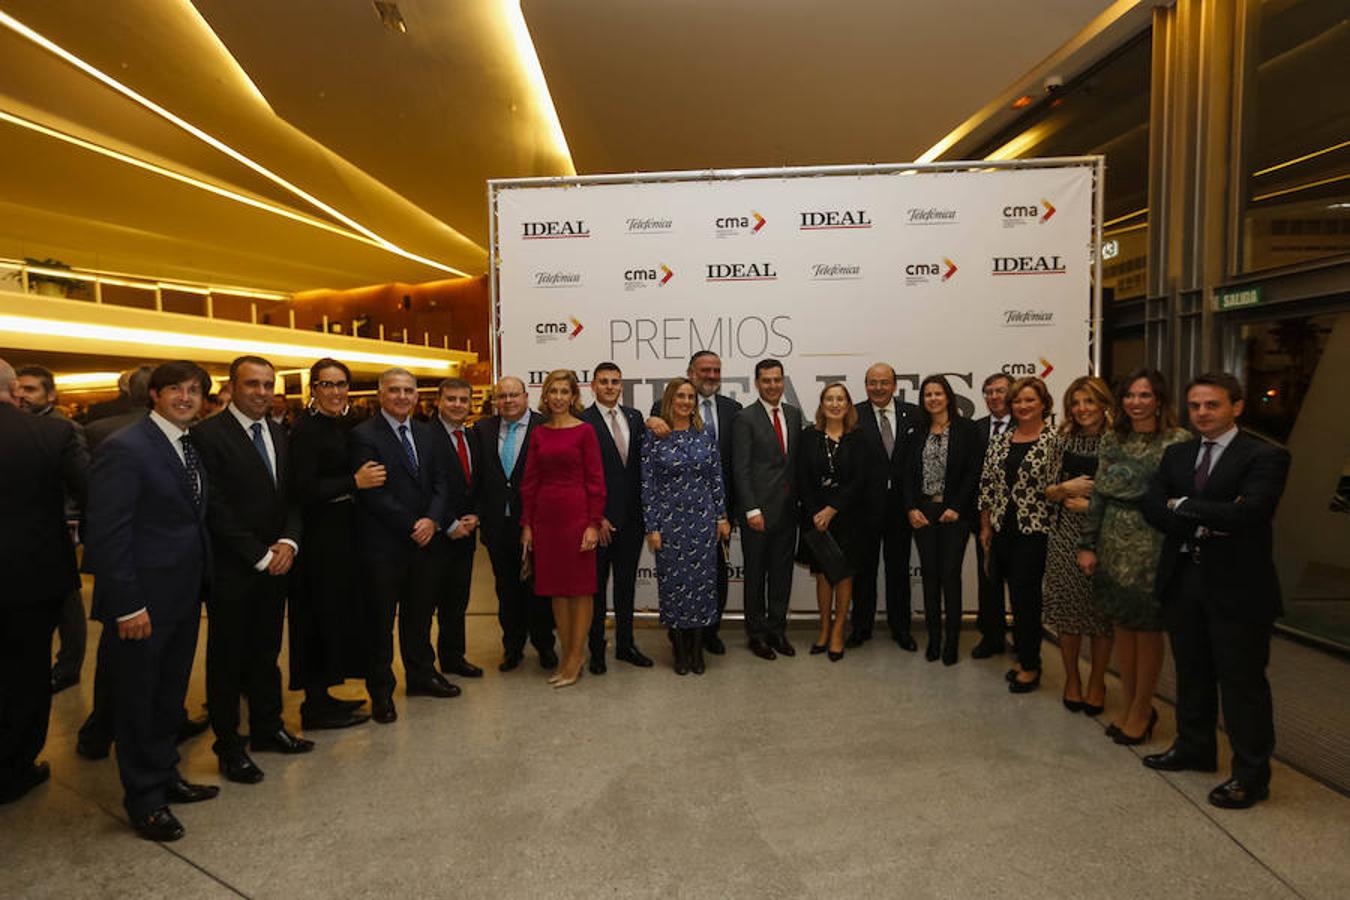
[854,398,920,524]
[0,404,87,605]
[901,416,983,523]
[192,408,302,574]
[796,428,868,525]
[582,403,645,532]
[84,393,136,423]
[731,401,803,530]
[472,411,543,542]
[85,408,148,455]
[350,413,450,559]
[652,393,741,515]
[1143,430,1290,623]
[85,417,210,623]
[427,417,479,540]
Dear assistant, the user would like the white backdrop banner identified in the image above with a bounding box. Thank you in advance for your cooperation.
[491,163,1098,613]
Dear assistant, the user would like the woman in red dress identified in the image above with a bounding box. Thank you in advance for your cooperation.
[520,369,606,688]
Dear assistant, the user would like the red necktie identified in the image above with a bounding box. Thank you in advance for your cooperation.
[1193,441,1215,493]
[453,429,471,481]
[772,407,785,456]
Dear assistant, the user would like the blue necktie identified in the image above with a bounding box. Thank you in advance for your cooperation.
[398,424,418,473]
[500,420,520,475]
[250,422,275,482]
[703,398,716,440]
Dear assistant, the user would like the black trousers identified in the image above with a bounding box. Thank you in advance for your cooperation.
[974,526,1009,646]
[588,522,644,655]
[1165,561,1276,788]
[78,626,118,748]
[205,570,286,752]
[853,511,914,638]
[112,614,198,819]
[741,523,795,640]
[0,598,59,792]
[992,529,1046,672]
[485,523,556,658]
[51,588,87,681]
[913,503,969,647]
[366,546,440,695]
[435,537,477,669]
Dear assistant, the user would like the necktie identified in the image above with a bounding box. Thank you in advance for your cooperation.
[181,433,202,508]
[500,420,519,475]
[1193,441,1216,493]
[703,398,716,440]
[609,409,628,465]
[993,419,1006,436]
[398,424,418,473]
[772,407,785,456]
[879,408,895,458]
[250,422,275,482]
[453,429,471,481]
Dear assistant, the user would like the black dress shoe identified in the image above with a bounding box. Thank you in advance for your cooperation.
[1008,671,1042,693]
[703,633,726,655]
[748,640,777,661]
[1208,778,1269,810]
[942,646,959,666]
[894,633,918,652]
[0,762,51,805]
[166,777,220,804]
[301,707,370,730]
[844,633,865,649]
[218,750,264,784]
[406,673,461,698]
[371,698,398,724]
[1143,745,1217,773]
[250,728,315,754]
[175,715,210,745]
[443,660,484,679]
[828,648,844,662]
[616,647,654,668]
[588,656,607,675]
[50,671,80,694]
[133,807,185,842]
[771,635,796,657]
[971,640,1005,659]
[538,649,560,669]
[499,653,524,672]
[925,642,940,662]
[1005,668,1019,682]
[76,737,111,761]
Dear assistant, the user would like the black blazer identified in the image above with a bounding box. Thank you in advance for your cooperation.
[427,418,479,532]
[85,417,210,624]
[85,409,148,456]
[731,401,803,529]
[796,428,868,525]
[472,411,543,542]
[192,408,302,573]
[582,403,645,531]
[349,413,449,559]
[651,392,742,516]
[854,398,920,520]
[1143,430,1291,624]
[0,404,87,606]
[901,416,983,523]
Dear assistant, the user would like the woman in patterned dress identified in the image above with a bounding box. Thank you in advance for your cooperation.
[1078,369,1190,744]
[641,378,729,675]
[1043,376,1114,715]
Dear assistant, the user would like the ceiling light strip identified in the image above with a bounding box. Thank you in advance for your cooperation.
[1250,172,1350,204]
[0,255,290,300]
[1252,140,1350,179]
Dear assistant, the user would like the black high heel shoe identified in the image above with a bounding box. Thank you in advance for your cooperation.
[1105,723,1122,739]
[1113,708,1159,745]
[1081,697,1105,716]
[809,643,827,655]
[828,648,844,662]
[1008,670,1041,693]
[1062,696,1084,713]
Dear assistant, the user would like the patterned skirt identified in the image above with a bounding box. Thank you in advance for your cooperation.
[1043,508,1113,637]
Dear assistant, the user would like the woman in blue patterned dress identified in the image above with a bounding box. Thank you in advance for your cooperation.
[641,378,730,676]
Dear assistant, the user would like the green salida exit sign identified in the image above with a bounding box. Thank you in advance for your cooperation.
[1215,286,1262,310]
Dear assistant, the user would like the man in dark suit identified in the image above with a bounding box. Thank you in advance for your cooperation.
[352,368,460,723]
[475,376,557,672]
[192,356,308,784]
[971,372,1013,657]
[428,377,482,679]
[83,366,153,455]
[83,370,137,423]
[0,359,87,805]
[582,363,653,674]
[1142,372,1290,810]
[850,362,920,651]
[84,361,219,841]
[732,358,803,659]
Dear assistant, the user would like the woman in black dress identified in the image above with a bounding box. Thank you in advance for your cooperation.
[797,382,869,661]
[288,358,387,728]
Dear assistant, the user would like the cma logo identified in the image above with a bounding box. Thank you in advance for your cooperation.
[706,262,778,282]
[624,264,674,285]
[1003,358,1055,379]
[904,257,958,282]
[799,210,872,230]
[522,220,590,239]
[536,317,584,340]
[714,211,766,233]
[1002,199,1056,224]
[992,255,1066,275]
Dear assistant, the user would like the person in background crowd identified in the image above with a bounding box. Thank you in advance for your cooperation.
[15,365,89,696]
[351,368,458,724]
[972,372,1014,658]
[475,376,557,672]
[1142,373,1290,809]
[903,375,981,666]
[733,358,803,660]
[0,358,87,805]
[287,358,382,730]
[850,363,920,651]
[582,363,653,674]
[193,355,308,784]
[642,378,728,675]
[520,370,606,689]
[979,377,1060,694]
[84,361,218,841]
[429,377,483,679]
[84,367,153,454]
[1078,369,1189,746]
[215,382,232,414]
[83,369,136,423]
[1043,376,1114,714]
[269,394,291,428]
[202,394,224,418]
[797,382,870,661]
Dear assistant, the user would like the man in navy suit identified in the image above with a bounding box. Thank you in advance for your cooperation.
[582,363,653,674]
[84,361,219,841]
[429,377,483,679]
[352,369,459,724]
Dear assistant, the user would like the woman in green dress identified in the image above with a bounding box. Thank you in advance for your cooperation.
[1077,369,1189,745]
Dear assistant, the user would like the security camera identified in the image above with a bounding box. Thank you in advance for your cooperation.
[1044,75,1065,93]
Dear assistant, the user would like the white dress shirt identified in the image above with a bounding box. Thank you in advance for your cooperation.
[988,415,1011,438]
[226,402,297,570]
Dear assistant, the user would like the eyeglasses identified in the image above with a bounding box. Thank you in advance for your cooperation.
[315,380,349,390]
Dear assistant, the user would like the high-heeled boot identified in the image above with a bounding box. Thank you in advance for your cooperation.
[689,627,705,675]
[673,629,690,676]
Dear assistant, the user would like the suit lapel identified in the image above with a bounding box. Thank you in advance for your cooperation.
[143,419,196,509]
[226,414,276,490]
[510,416,534,481]
[379,415,420,479]
[1200,431,1248,498]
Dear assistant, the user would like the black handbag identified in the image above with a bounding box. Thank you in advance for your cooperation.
[800,527,852,586]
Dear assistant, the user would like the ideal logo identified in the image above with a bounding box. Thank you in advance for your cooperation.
[623,263,675,291]
[532,271,583,288]
[1001,199,1056,228]
[1001,358,1055,379]
[714,210,766,238]
[522,220,590,239]
[534,317,584,344]
[705,262,778,282]
[810,263,862,281]
[902,257,958,286]
[991,255,1066,276]
[906,207,959,226]
[800,210,872,230]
